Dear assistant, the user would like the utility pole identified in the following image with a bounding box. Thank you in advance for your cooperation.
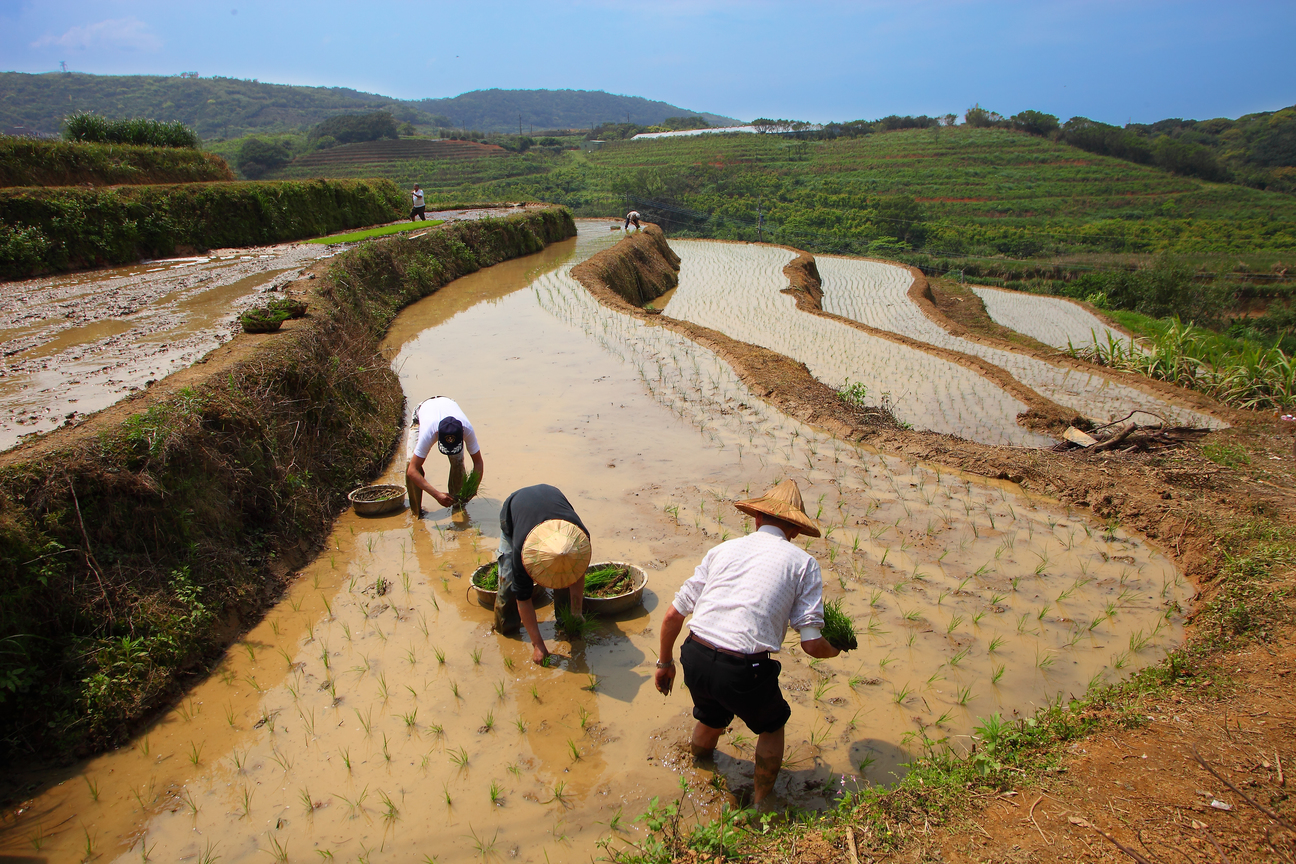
[60,60,67,73]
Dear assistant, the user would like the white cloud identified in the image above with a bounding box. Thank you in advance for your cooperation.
[32,18,162,52]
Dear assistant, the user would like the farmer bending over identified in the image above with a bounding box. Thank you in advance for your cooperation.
[495,484,590,664]
[406,396,484,514]
[655,479,839,809]
[624,210,641,231]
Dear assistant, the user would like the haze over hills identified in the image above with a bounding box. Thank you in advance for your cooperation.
[0,72,740,139]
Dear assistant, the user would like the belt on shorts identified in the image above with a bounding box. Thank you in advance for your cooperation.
[686,633,770,661]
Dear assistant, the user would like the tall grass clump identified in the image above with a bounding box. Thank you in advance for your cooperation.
[63,113,201,149]
[1069,318,1294,411]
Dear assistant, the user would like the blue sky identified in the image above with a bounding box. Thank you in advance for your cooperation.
[2,0,1293,125]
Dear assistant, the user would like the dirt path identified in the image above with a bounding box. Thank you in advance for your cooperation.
[0,206,541,453]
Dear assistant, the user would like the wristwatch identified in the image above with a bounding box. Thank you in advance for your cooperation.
[655,659,674,669]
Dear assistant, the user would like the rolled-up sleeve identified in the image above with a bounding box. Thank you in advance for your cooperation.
[788,558,825,633]
[672,555,712,616]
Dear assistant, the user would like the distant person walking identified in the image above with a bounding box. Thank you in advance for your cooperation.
[624,210,642,231]
[410,184,427,221]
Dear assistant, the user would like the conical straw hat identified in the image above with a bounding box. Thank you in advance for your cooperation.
[521,520,592,589]
[734,479,821,537]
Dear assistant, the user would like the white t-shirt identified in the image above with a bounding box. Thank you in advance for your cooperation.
[412,188,425,207]
[412,397,480,458]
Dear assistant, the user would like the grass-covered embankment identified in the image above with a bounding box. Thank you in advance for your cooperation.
[0,206,576,764]
[0,136,234,188]
[0,177,405,280]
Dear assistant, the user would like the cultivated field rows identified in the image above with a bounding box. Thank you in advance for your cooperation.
[971,284,1124,349]
[659,242,1056,447]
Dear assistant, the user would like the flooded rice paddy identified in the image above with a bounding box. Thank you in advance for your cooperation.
[814,255,1225,429]
[3,225,1188,862]
[661,241,1056,447]
[970,284,1124,351]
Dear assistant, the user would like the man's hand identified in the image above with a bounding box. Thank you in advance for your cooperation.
[532,644,551,666]
[430,489,455,508]
[654,664,676,696]
[801,637,841,659]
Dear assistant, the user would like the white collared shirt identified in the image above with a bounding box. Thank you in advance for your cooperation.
[672,524,825,654]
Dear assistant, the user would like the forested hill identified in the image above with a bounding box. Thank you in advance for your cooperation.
[0,72,738,139]
[411,89,736,134]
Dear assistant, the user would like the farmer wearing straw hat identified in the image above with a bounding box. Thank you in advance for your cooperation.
[494,484,592,664]
[655,479,839,809]
[406,396,485,515]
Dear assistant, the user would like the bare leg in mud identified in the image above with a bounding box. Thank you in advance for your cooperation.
[691,722,782,807]
[752,727,784,808]
[690,722,723,759]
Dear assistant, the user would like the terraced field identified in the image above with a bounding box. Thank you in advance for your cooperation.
[814,255,1225,428]
[971,285,1125,349]
[267,137,546,189]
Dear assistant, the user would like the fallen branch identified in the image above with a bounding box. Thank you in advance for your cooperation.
[1193,744,1296,832]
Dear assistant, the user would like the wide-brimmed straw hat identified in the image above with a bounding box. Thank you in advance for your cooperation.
[521,520,592,589]
[734,479,821,538]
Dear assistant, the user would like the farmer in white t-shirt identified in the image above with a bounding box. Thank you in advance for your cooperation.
[405,397,485,514]
[624,210,641,231]
[410,184,427,221]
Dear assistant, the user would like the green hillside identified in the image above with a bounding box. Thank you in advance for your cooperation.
[0,72,738,139]
[264,125,1296,268]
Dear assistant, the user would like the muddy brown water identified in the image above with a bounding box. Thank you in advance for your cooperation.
[1,224,1187,863]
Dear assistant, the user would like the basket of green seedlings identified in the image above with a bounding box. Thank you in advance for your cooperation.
[470,561,548,609]
[267,297,308,319]
[239,306,291,333]
[821,598,858,651]
[553,561,648,617]
[347,484,406,516]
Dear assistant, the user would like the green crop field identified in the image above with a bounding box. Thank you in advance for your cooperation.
[260,127,1296,279]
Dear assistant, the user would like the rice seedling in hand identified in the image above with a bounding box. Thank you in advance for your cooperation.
[821,599,858,651]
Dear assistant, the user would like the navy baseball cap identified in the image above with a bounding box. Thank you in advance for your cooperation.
[436,417,464,455]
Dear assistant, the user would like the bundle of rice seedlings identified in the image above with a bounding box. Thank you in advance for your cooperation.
[555,606,597,640]
[583,565,633,597]
[822,599,858,651]
[240,307,290,333]
[457,470,482,503]
[472,564,499,591]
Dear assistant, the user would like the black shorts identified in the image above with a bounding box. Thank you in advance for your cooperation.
[680,637,790,735]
